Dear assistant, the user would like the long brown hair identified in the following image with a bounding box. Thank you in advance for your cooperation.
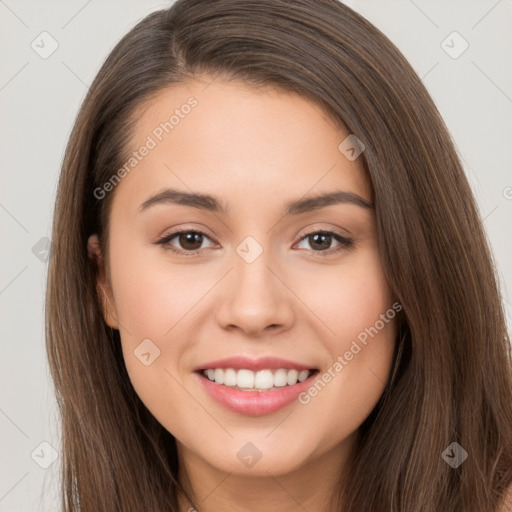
[45,1,512,510]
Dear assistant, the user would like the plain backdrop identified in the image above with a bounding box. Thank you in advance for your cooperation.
[1,1,511,510]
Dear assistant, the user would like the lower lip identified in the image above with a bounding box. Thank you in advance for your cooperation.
[196,371,318,416]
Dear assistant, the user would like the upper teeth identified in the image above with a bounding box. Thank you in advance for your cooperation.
[203,368,311,390]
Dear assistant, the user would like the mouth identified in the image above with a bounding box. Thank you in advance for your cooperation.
[198,367,317,391]
[194,362,319,416]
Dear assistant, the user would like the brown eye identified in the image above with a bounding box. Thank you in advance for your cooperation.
[177,232,203,251]
[295,230,354,255]
[308,233,332,251]
[156,229,216,255]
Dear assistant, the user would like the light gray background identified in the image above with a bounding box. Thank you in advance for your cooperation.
[1,1,511,510]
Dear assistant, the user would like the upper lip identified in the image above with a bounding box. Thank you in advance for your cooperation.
[194,356,316,372]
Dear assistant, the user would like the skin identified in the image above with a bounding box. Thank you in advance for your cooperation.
[88,76,398,512]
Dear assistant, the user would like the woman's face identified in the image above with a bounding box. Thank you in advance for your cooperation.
[91,76,398,478]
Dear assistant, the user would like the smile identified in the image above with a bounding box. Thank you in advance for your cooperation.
[201,368,313,391]
[194,356,319,416]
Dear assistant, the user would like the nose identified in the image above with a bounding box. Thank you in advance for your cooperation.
[215,248,295,338]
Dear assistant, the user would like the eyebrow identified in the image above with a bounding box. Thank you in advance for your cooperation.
[138,187,374,216]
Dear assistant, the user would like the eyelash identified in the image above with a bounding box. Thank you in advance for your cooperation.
[154,228,354,257]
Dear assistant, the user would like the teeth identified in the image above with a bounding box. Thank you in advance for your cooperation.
[273,369,288,387]
[214,368,224,384]
[298,370,309,382]
[202,368,313,390]
[287,369,298,385]
[224,368,237,386]
[237,369,254,388]
[254,369,274,389]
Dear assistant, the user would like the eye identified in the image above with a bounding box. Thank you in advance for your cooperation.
[155,229,217,256]
[155,228,354,257]
[295,230,354,255]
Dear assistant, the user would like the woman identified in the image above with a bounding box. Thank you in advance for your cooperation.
[46,0,512,510]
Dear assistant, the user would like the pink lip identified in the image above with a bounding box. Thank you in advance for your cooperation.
[195,370,318,416]
[193,356,314,372]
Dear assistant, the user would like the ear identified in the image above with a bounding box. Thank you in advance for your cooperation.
[87,234,119,330]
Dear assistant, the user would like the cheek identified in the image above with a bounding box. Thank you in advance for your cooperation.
[291,248,398,428]
[106,244,221,420]
[300,319,396,450]
[109,242,212,338]
[297,247,395,345]
[105,244,179,405]
[112,274,192,431]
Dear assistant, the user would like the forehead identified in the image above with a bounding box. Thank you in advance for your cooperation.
[110,76,372,215]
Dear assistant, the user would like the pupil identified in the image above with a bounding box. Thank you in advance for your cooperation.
[311,233,330,250]
[180,232,202,250]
